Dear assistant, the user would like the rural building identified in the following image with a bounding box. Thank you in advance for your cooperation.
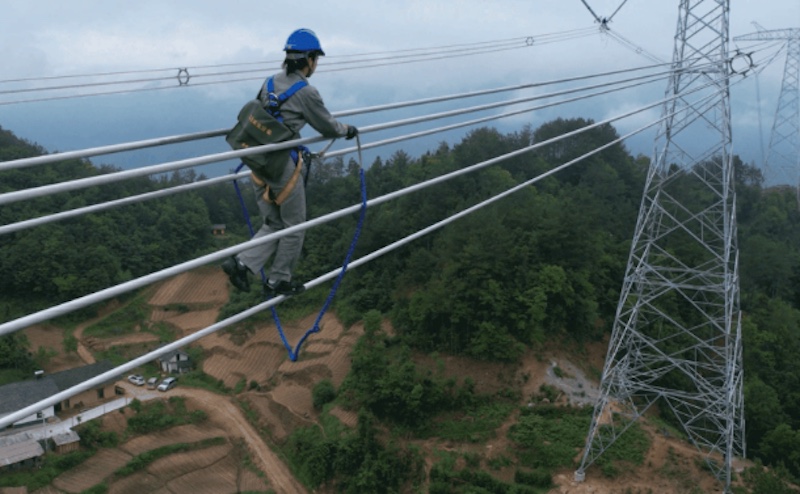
[52,430,81,454]
[0,432,44,472]
[211,224,226,235]
[157,349,192,374]
[0,379,59,427]
[0,361,117,428]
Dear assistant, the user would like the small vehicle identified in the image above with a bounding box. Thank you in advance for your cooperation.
[157,377,178,392]
[146,377,159,389]
[127,374,145,386]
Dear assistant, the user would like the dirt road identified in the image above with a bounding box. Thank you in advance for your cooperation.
[120,382,307,494]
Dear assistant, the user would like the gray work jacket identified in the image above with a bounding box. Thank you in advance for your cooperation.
[252,70,348,179]
[260,71,348,139]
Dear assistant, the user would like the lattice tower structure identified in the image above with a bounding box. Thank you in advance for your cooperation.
[575,1,744,492]
[735,28,800,190]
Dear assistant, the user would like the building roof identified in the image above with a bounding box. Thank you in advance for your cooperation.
[0,360,117,417]
[48,360,116,391]
[52,430,80,447]
[158,349,190,362]
[0,432,44,467]
[0,379,59,416]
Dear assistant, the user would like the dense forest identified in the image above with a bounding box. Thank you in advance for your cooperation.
[2,118,800,491]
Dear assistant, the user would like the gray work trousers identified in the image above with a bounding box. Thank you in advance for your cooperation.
[238,155,305,284]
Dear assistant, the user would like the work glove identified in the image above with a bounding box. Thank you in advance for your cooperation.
[346,125,359,140]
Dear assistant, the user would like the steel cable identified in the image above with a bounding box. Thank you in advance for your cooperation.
[0,70,743,339]
[0,68,675,236]
[0,67,684,206]
[0,58,705,172]
[0,85,723,429]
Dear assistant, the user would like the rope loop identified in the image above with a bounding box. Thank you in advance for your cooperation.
[233,137,367,361]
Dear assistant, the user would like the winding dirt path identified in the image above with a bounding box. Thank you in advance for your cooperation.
[168,387,306,494]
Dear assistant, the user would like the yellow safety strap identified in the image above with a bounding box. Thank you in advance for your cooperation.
[251,154,304,206]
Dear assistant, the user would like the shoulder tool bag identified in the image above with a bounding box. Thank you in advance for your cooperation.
[225,77,308,179]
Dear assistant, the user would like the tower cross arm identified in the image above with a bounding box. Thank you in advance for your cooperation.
[734,28,800,41]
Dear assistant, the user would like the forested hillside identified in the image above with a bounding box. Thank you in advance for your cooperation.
[0,126,273,309]
[2,119,800,491]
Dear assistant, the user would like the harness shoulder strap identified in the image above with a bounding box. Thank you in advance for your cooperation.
[264,77,308,106]
[278,80,308,102]
[262,77,309,123]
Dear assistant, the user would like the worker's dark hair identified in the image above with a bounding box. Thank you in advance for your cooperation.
[284,51,320,74]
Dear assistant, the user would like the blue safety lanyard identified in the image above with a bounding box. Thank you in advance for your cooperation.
[232,135,367,361]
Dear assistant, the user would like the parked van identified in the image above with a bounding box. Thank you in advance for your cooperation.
[157,377,178,392]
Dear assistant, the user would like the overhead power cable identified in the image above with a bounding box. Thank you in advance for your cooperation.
[0,69,675,235]
[0,39,529,97]
[0,66,689,206]
[0,29,600,106]
[0,85,719,430]
[604,30,665,64]
[0,36,536,86]
[0,69,744,339]
[0,58,704,172]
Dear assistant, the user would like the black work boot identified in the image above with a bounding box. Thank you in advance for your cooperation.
[222,256,251,292]
[264,279,306,297]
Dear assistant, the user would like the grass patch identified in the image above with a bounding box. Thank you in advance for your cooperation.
[114,437,226,477]
[423,400,516,443]
[648,415,687,441]
[0,368,28,385]
[429,460,537,494]
[143,321,177,343]
[83,296,149,338]
[127,396,207,434]
[0,450,95,491]
[509,405,592,470]
[595,421,650,477]
[79,483,108,494]
[179,369,230,394]
[95,342,157,367]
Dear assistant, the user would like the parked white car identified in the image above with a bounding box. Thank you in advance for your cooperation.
[157,377,178,392]
[146,377,159,389]
[127,374,145,386]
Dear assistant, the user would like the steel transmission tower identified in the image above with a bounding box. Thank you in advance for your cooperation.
[575,1,744,492]
[735,28,800,189]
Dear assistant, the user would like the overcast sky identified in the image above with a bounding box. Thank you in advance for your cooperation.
[1,0,799,173]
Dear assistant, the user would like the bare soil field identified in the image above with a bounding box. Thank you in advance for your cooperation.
[21,267,745,494]
[51,449,133,493]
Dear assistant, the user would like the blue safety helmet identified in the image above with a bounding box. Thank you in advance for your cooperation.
[284,28,325,56]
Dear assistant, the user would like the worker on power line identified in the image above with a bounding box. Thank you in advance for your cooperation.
[223,28,358,296]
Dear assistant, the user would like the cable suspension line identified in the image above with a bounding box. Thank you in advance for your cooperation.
[579,0,603,25]
[603,30,665,64]
[0,67,681,206]
[0,69,675,236]
[578,0,631,25]
[0,72,741,339]
[0,35,541,86]
[0,39,529,97]
[0,58,701,172]
[0,32,594,89]
[0,43,537,105]
[0,29,602,106]
[607,0,631,23]
[7,24,773,108]
[0,88,708,430]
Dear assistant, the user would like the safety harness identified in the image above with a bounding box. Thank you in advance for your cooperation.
[254,77,309,205]
[231,135,367,362]
[226,76,311,206]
